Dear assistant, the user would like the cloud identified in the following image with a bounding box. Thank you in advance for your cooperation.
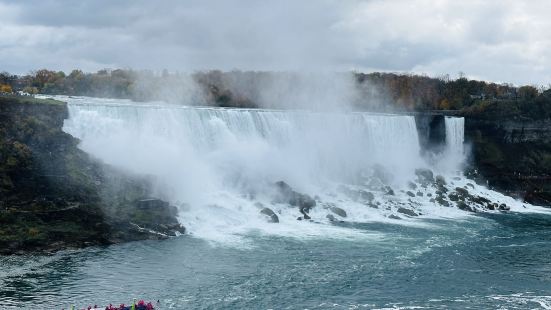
[0,0,550,85]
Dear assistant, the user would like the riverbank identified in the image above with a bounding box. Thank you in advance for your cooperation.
[0,95,185,255]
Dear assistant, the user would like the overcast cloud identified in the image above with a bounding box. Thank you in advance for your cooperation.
[0,0,550,85]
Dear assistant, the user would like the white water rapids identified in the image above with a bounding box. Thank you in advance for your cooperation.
[58,96,546,245]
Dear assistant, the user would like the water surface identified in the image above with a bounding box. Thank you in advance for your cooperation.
[1,212,550,309]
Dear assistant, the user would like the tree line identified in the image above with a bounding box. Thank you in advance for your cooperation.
[1,69,550,119]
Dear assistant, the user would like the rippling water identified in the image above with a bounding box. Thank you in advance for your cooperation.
[1,212,551,309]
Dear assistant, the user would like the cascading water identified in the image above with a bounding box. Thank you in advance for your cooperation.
[445,116,465,156]
[60,96,541,244]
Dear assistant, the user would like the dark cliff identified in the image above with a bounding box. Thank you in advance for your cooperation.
[464,116,551,206]
[0,96,185,254]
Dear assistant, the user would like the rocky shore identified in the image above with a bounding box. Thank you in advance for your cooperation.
[0,95,185,255]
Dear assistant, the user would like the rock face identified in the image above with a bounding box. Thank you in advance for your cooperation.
[415,114,446,154]
[0,96,184,254]
[463,116,551,206]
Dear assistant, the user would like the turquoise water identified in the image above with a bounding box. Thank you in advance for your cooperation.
[1,212,551,309]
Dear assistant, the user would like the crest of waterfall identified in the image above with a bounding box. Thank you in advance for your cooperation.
[60,96,540,244]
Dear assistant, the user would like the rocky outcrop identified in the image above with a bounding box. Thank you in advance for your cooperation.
[0,96,184,255]
[463,116,551,206]
[273,181,316,218]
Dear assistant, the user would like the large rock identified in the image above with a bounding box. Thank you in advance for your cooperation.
[397,207,418,217]
[330,206,347,218]
[457,201,475,212]
[273,181,316,214]
[415,168,435,185]
[260,208,279,223]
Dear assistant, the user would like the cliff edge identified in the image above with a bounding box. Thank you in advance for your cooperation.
[0,95,185,255]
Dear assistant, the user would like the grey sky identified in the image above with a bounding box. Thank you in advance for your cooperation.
[0,0,550,85]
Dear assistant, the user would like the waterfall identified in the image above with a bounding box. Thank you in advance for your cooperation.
[63,98,425,194]
[445,116,465,157]
[60,96,533,244]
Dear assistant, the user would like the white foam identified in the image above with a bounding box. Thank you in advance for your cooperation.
[59,96,548,244]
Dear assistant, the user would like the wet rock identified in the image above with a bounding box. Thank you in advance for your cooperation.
[273,181,316,213]
[429,198,435,203]
[388,214,401,220]
[416,191,423,197]
[406,191,416,197]
[499,203,510,211]
[415,168,434,185]
[487,203,496,210]
[435,196,450,207]
[448,192,459,201]
[326,214,336,222]
[397,207,418,217]
[457,202,475,212]
[385,186,395,196]
[455,187,469,197]
[466,183,475,189]
[330,206,347,218]
[471,195,491,206]
[260,208,279,223]
[435,175,447,186]
[427,193,432,197]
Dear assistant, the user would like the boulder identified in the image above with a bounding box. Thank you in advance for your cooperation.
[260,208,279,223]
[471,195,491,206]
[457,202,475,212]
[448,192,459,201]
[415,168,435,184]
[330,206,347,218]
[273,181,316,213]
[435,175,447,186]
[455,187,469,196]
[397,207,418,217]
[498,203,510,211]
[435,196,450,207]
[406,191,416,197]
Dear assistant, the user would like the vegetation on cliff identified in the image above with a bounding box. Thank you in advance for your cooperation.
[0,95,184,254]
[2,69,550,119]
